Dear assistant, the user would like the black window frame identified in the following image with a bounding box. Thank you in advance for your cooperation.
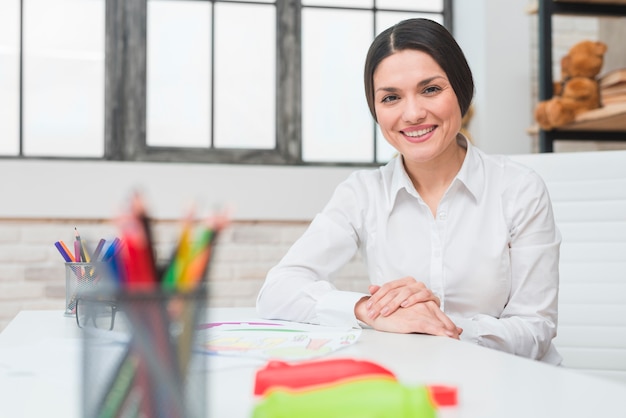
[9,0,452,166]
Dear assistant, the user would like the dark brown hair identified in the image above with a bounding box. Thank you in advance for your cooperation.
[364,18,474,121]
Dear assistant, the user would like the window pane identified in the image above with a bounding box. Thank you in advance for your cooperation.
[0,0,20,156]
[302,9,374,163]
[22,0,104,157]
[302,0,373,7]
[214,3,275,149]
[377,0,443,12]
[147,1,211,148]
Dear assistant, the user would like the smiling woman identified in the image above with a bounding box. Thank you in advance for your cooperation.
[257,18,563,365]
[364,18,473,214]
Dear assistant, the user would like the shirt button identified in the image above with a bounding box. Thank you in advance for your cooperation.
[438,211,447,220]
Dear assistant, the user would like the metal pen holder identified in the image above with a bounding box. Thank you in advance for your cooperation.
[65,262,99,316]
[81,289,207,418]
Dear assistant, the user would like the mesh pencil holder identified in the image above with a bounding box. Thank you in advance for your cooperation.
[81,288,207,418]
[65,262,100,316]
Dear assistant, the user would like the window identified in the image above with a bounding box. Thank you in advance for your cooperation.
[0,0,105,158]
[1,0,450,165]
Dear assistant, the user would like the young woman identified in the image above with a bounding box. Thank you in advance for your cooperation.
[257,18,562,364]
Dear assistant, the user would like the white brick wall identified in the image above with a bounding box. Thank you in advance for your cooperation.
[0,219,369,331]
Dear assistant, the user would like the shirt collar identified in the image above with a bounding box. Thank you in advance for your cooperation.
[454,134,484,202]
[386,133,485,204]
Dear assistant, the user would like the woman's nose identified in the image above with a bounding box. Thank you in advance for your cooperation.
[402,97,426,123]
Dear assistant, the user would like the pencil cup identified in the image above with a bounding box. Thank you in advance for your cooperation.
[65,262,98,316]
[81,289,207,418]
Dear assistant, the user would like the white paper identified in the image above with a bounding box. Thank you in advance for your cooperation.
[197,319,361,361]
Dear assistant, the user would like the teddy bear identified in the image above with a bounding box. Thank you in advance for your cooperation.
[534,40,608,130]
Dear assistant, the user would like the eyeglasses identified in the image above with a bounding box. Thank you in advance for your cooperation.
[75,297,117,331]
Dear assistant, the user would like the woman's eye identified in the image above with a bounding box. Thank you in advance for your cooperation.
[381,95,399,103]
[423,86,442,95]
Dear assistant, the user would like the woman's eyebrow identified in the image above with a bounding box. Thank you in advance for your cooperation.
[417,75,446,86]
[375,86,400,94]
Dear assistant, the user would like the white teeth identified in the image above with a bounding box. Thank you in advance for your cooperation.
[405,126,435,137]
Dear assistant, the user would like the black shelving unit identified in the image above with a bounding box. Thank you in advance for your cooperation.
[537,0,626,152]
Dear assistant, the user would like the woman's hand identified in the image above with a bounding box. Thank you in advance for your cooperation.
[366,277,440,320]
[355,297,461,339]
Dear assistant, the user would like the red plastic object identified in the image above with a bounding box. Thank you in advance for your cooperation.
[428,385,458,407]
[254,358,396,396]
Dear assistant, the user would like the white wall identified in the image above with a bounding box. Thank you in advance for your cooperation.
[454,0,533,155]
[0,160,354,221]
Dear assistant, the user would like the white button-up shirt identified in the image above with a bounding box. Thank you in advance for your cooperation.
[257,137,562,364]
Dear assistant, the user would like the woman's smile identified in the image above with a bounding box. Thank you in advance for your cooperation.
[401,125,437,143]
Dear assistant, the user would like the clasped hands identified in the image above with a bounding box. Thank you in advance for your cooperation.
[354,277,462,339]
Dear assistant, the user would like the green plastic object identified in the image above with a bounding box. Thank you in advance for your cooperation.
[253,377,437,418]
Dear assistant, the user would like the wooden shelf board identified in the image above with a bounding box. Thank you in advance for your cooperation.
[554,0,626,4]
[528,102,626,134]
[559,102,626,131]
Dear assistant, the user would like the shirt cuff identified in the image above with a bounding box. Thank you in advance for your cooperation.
[448,315,479,345]
[316,291,368,328]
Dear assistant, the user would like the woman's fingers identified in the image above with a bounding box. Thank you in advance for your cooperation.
[368,284,381,295]
[367,279,410,305]
[426,301,458,336]
[366,278,437,319]
[367,286,413,318]
[367,301,460,339]
[400,289,440,308]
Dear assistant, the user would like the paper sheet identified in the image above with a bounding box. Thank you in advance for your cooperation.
[197,320,361,361]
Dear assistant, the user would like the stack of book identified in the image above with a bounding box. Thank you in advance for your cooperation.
[550,68,626,131]
[600,68,626,106]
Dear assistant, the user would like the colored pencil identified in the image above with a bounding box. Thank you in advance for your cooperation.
[74,240,82,263]
[75,227,90,263]
[92,238,106,261]
[59,240,76,262]
[54,241,73,262]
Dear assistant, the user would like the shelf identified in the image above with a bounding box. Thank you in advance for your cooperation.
[528,0,626,14]
[529,102,626,135]
[535,0,626,151]
[559,102,626,131]
[555,0,626,5]
[550,1,626,14]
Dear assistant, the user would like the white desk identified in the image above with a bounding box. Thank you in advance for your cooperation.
[1,308,625,418]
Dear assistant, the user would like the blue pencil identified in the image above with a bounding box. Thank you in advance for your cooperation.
[54,241,73,262]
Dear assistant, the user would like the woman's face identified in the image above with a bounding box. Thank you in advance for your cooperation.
[373,49,462,167]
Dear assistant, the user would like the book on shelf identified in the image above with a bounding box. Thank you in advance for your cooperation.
[602,94,626,106]
[600,68,626,106]
[599,68,626,90]
[600,90,626,102]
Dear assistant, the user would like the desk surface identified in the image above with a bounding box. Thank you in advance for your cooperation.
[1,308,625,418]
